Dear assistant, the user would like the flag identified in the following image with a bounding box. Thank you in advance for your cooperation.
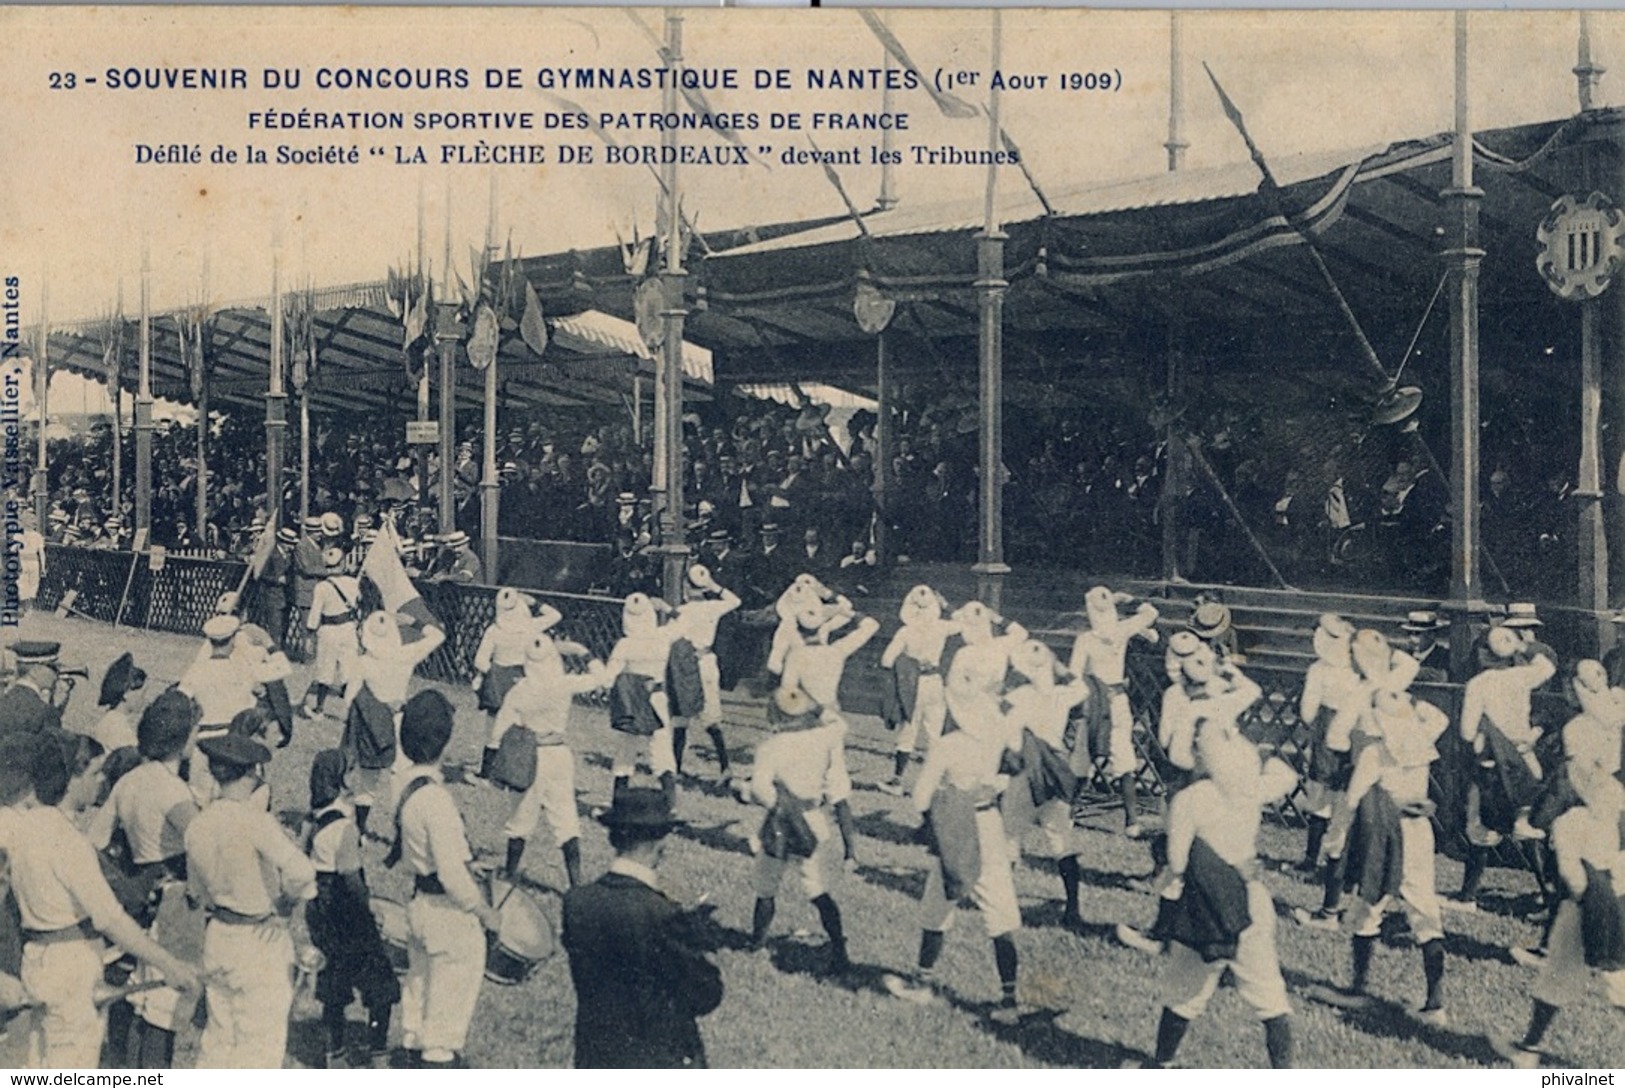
[520,281,548,357]
[403,282,427,350]
[857,10,979,119]
[1203,64,1277,191]
[540,92,621,150]
[360,519,418,613]
[807,140,870,237]
[247,510,278,579]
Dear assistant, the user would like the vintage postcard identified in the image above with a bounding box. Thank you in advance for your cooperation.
[0,4,1622,1072]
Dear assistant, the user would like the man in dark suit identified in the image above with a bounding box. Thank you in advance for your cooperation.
[561,788,722,1069]
[0,642,64,736]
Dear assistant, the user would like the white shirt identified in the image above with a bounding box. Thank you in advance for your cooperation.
[88,760,198,865]
[1167,761,1296,874]
[1461,655,1557,748]
[185,797,315,916]
[396,767,482,913]
[750,723,850,808]
[0,804,127,932]
[179,650,259,728]
[782,618,879,709]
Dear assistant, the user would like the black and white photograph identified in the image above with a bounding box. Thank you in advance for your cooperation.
[0,4,1623,1070]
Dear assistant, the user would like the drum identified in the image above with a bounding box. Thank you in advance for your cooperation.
[371,897,410,975]
[483,881,555,986]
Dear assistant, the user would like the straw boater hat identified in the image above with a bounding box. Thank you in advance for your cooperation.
[1188,601,1233,640]
[276,526,299,545]
[320,513,344,538]
[442,530,470,549]
[214,592,240,616]
[1401,610,1447,633]
[1503,602,1543,628]
[302,515,323,534]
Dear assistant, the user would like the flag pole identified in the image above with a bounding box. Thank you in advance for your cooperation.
[1444,10,1485,675]
[973,8,1010,609]
[416,176,431,513]
[657,8,691,605]
[136,237,155,545]
[1161,10,1187,581]
[480,168,501,582]
[112,280,123,517]
[1165,11,1188,171]
[435,175,460,538]
[878,47,898,210]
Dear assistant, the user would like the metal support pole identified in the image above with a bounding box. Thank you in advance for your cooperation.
[111,375,122,516]
[1580,301,1607,648]
[873,332,892,564]
[196,380,208,542]
[1165,12,1189,172]
[265,239,286,531]
[135,242,154,544]
[436,304,460,537]
[299,389,310,525]
[878,52,899,211]
[1444,12,1487,678]
[1161,315,1182,582]
[973,11,1009,610]
[656,10,690,605]
[480,171,500,582]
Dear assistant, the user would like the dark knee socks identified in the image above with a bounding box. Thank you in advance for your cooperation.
[1118,775,1140,826]
[706,726,731,774]
[751,897,777,946]
[812,893,848,963]
[323,1003,347,1054]
[834,800,858,861]
[992,934,1018,1002]
[1320,853,1346,913]
[672,726,689,775]
[1058,855,1082,919]
[1351,934,1375,993]
[1421,938,1446,1011]
[918,929,945,974]
[132,1021,175,1069]
[504,837,526,879]
[562,837,582,888]
[1459,847,1488,900]
[892,750,910,779]
[1522,999,1559,1049]
[1153,1008,1189,1065]
[1304,816,1327,866]
[1263,1015,1293,1069]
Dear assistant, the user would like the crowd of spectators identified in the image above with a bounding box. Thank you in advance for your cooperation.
[32,382,1587,603]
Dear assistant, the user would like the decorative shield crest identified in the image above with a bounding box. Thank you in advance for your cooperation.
[468,304,499,371]
[853,279,895,334]
[635,278,666,351]
[1537,191,1625,301]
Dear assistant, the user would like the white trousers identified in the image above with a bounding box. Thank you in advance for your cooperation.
[920,809,1021,938]
[401,894,485,1062]
[503,745,581,844]
[197,920,294,1069]
[21,937,103,1069]
[894,674,946,756]
[1162,881,1291,1021]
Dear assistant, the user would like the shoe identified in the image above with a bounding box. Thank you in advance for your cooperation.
[1440,897,1479,914]
[1313,987,1375,1011]
[1061,910,1086,933]
[990,998,1033,1026]
[1510,947,1547,968]
[1293,857,1321,875]
[1512,815,1547,841]
[1124,822,1148,840]
[1125,877,1158,895]
[877,777,906,797]
[883,974,938,1005]
[321,1049,349,1070]
[821,945,853,978]
[1292,907,1342,933]
[1489,1036,1541,1069]
[1115,923,1164,955]
[1415,1006,1449,1028]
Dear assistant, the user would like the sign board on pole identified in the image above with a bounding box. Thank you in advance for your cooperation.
[406,421,440,445]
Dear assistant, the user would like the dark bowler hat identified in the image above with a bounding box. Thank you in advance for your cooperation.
[598,787,681,831]
[198,733,271,769]
[13,642,60,667]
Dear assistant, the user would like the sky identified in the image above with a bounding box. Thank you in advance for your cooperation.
[0,7,1619,374]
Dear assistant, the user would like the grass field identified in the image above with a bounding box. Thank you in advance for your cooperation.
[21,611,1625,1069]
